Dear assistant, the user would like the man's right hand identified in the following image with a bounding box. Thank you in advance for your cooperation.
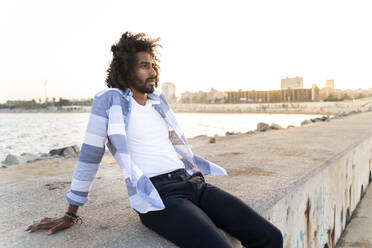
[26,216,74,235]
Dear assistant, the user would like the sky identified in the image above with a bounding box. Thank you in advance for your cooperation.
[1,0,371,103]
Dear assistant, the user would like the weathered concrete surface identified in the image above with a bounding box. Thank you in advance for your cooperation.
[1,112,372,247]
[336,184,372,248]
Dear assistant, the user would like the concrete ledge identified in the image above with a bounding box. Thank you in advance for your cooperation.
[1,112,372,247]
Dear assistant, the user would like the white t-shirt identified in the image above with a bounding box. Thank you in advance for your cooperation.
[126,99,184,178]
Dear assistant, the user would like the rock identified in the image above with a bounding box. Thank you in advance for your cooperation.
[349,110,357,115]
[256,122,270,132]
[49,145,80,158]
[287,125,295,128]
[62,147,78,158]
[301,120,311,126]
[246,130,255,135]
[71,145,80,153]
[40,153,50,158]
[2,154,24,166]
[20,153,42,163]
[1,165,7,168]
[209,137,216,143]
[225,131,235,136]
[49,148,65,157]
[270,123,283,130]
[311,117,322,123]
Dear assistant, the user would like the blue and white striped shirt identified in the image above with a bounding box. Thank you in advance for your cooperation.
[66,88,227,213]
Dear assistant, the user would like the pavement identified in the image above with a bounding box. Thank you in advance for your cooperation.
[1,112,372,247]
[337,183,372,248]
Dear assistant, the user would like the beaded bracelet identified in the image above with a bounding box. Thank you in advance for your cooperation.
[64,212,83,224]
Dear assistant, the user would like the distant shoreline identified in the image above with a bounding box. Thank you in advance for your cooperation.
[0,109,327,115]
[1,99,371,115]
[0,108,90,114]
[0,110,325,115]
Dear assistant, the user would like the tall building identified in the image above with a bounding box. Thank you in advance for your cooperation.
[326,79,334,89]
[161,82,176,103]
[281,76,304,89]
[312,84,320,101]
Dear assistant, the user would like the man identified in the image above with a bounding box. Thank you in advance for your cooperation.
[26,32,283,248]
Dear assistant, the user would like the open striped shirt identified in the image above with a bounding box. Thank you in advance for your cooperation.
[66,88,227,213]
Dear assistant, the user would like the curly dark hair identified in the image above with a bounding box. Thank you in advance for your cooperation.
[105,32,161,91]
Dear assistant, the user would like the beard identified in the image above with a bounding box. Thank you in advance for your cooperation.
[130,78,157,94]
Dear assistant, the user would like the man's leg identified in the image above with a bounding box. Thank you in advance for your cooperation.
[139,196,232,248]
[199,184,283,248]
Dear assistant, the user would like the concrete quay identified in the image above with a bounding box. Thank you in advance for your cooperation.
[1,112,372,247]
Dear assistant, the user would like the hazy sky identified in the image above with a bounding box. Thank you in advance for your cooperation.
[1,0,371,103]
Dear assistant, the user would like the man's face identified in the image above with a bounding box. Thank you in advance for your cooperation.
[130,51,157,94]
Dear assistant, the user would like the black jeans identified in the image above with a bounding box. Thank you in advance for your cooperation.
[138,169,283,248]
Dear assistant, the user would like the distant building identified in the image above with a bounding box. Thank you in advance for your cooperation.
[181,91,208,104]
[180,91,194,103]
[319,79,335,99]
[326,79,334,89]
[58,105,82,111]
[226,88,313,103]
[180,89,226,104]
[281,76,303,89]
[207,88,226,103]
[161,82,176,103]
[312,84,320,101]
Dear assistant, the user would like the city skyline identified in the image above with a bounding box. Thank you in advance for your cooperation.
[1,0,372,103]
[1,77,371,103]
[3,79,371,104]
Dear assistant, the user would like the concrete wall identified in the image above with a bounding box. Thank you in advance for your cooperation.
[263,136,372,248]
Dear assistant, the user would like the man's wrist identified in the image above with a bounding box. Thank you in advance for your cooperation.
[64,212,83,224]
[65,204,82,224]
[67,204,79,215]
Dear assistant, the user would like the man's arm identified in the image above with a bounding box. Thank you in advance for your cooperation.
[26,92,110,235]
[66,94,109,206]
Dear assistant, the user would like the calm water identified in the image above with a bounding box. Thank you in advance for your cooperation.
[0,113,321,161]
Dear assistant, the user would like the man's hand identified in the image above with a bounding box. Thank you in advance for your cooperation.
[26,216,74,235]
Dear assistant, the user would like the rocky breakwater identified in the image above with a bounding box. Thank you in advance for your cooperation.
[300,109,368,126]
[210,108,372,145]
[223,122,284,136]
[1,145,80,168]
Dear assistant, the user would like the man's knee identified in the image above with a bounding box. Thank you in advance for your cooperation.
[253,224,283,248]
[267,226,283,248]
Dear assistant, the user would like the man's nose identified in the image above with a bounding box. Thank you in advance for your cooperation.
[150,66,156,77]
